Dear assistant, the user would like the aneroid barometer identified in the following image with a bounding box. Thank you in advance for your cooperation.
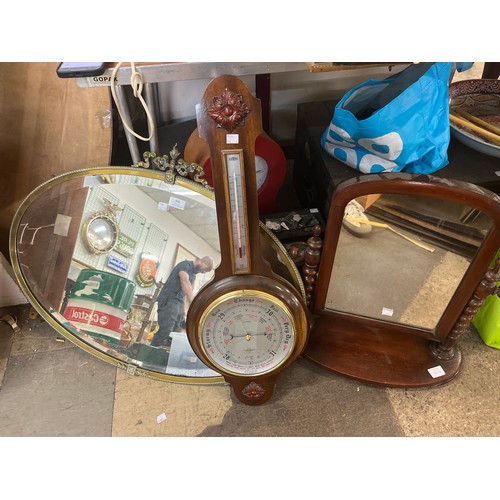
[186,75,310,405]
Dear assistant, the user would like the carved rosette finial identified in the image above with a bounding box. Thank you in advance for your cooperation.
[241,381,266,401]
[207,88,251,132]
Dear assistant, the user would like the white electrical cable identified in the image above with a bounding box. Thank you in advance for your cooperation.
[110,62,155,142]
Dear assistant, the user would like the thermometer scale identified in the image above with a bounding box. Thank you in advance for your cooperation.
[224,150,249,272]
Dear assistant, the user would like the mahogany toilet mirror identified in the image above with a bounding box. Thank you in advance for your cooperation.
[304,172,500,387]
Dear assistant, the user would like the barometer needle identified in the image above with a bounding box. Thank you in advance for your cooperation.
[227,318,272,341]
[228,332,272,340]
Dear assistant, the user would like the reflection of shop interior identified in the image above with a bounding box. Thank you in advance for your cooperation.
[61,179,220,374]
[67,183,168,348]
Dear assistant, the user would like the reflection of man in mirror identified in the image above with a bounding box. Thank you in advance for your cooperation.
[150,256,214,349]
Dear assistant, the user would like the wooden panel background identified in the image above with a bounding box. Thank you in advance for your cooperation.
[0,62,112,260]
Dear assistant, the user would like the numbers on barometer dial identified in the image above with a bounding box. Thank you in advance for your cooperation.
[199,290,295,376]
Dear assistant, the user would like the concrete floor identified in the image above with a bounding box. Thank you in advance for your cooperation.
[1,300,499,497]
[1,301,500,439]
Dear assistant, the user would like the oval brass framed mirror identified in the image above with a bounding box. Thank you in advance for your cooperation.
[304,172,500,387]
[9,166,305,384]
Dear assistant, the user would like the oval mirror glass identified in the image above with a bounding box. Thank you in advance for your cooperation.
[10,166,304,383]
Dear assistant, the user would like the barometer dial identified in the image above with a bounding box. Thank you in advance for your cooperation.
[199,290,295,376]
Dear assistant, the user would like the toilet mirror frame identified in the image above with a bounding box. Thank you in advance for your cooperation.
[305,172,500,387]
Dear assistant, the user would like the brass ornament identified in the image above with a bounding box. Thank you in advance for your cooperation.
[133,144,210,188]
[82,199,122,255]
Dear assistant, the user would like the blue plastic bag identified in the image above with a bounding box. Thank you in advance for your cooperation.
[321,62,453,174]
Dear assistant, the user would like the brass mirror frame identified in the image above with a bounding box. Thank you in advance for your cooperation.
[9,166,305,385]
[305,172,500,387]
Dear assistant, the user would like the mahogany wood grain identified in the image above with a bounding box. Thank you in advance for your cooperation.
[187,75,309,405]
[304,315,462,387]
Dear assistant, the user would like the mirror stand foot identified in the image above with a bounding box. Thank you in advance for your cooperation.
[429,339,458,361]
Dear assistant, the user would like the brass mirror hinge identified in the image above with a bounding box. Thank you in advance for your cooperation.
[126,364,138,376]
[123,363,159,381]
[124,363,148,378]
[132,144,211,189]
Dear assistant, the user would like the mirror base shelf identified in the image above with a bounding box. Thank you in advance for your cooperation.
[304,316,462,387]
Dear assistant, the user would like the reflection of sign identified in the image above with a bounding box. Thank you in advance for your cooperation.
[107,255,129,274]
[114,233,137,258]
[169,196,186,210]
[136,253,158,287]
[64,305,126,334]
[64,270,136,342]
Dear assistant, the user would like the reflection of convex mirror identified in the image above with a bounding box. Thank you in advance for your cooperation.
[10,165,305,385]
[82,199,122,255]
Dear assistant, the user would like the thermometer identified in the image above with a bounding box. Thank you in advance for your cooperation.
[223,150,250,273]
